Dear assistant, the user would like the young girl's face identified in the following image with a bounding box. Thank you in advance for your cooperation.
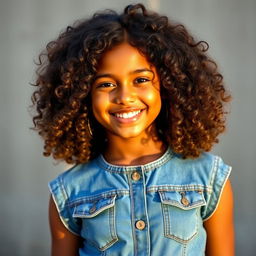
[91,42,161,141]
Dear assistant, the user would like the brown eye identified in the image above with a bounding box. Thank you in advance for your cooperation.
[96,82,116,88]
[134,77,150,84]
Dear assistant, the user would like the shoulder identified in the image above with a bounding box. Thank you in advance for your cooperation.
[47,157,102,235]
[170,152,232,221]
[170,151,231,178]
[188,152,232,220]
[166,152,232,208]
[172,151,218,166]
[48,157,102,202]
[50,157,100,187]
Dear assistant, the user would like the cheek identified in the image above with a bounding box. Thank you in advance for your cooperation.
[145,89,162,109]
[91,93,111,124]
[92,94,104,117]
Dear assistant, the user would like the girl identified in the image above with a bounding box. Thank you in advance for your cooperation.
[32,3,234,256]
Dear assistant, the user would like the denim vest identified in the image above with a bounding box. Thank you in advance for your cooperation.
[49,148,231,256]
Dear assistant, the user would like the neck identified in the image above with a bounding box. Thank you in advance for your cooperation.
[103,133,166,166]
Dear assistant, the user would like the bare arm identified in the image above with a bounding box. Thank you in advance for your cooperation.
[49,196,82,256]
[204,179,235,256]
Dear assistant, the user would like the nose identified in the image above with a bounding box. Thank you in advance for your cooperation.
[114,85,136,105]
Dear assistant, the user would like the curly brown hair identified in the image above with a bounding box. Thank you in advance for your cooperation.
[31,3,231,164]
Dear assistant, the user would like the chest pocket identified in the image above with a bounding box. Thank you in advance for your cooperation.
[159,190,206,244]
[72,194,118,251]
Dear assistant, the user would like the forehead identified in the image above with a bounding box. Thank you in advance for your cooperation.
[96,43,153,73]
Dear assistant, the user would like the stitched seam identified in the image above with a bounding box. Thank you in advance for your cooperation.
[99,238,118,251]
[59,176,68,202]
[67,190,129,206]
[86,207,118,251]
[161,200,206,209]
[141,167,151,256]
[203,165,232,221]
[73,202,115,218]
[209,156,219,187]
[98,207,118,251]
[165,232,198,244]
[182,244,187,256]
[49,185,80,236]
[128,173,137,255]
[97,148,172,173]
[147,185,211,193]
[109,205,118,241]
[162,204,170,237]
[163,206,200,244]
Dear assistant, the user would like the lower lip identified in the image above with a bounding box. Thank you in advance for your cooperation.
[111,110,144,124]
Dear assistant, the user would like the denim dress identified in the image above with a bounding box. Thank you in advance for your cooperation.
[49,148,231,256]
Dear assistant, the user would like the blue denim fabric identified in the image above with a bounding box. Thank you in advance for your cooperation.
[49,148,231,256]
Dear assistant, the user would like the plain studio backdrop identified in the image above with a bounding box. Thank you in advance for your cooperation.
[0,0,255,255]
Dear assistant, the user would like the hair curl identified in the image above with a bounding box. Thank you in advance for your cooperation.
[31,3,231,164]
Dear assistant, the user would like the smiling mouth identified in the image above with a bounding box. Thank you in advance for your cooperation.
[110,109,145,120]
[113,110,142,119]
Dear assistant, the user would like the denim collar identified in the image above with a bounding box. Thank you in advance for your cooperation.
[96,147,173,173]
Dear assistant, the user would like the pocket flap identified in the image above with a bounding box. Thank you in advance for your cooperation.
[73,195,117,218]
[159,190,206,210]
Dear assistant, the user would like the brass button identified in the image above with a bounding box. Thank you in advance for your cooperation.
[131,171,141,181]
[181,196,190,207]
[89,205,96,214]
[135,220,146,230]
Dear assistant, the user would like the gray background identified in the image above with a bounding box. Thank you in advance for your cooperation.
[0,0,255,255]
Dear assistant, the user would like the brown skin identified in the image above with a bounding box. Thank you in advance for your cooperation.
[49,197,82,256]
[49,43,234,255]
[91,43,164,165]
[204,179,235,256]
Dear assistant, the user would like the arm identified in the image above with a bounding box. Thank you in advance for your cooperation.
[49,195,82,256]
[204,179,235,256]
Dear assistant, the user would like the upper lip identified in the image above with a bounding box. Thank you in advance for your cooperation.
[109,108,145,114]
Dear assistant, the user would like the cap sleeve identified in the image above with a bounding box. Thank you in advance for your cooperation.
[48,176,81,236]
[202,156,232,221]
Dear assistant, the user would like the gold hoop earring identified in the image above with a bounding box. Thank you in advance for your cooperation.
[87,119,93,137]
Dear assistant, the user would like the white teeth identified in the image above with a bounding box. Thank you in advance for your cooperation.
[114,110,141,119]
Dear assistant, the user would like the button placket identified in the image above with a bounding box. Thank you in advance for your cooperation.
[129,167,150,255]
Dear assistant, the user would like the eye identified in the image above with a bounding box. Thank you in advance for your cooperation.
[96,82,116,88]
[134,77,150,84]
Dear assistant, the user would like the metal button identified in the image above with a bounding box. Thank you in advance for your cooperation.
[181,196,190,206]
[89,205,96,214]
[135,220,146,230]
[131,171,141,181]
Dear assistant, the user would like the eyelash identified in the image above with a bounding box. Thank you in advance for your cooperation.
[96,82,116,88]
[134,77,150,84]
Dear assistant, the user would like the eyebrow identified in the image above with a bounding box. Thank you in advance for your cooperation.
[94,68,154,80]
[132,68,154,75]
